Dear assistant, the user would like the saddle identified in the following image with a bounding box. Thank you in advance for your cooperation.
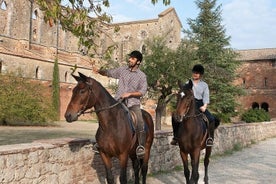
[120,102,139,134]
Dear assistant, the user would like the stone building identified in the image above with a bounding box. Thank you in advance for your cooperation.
[0,0,182,119]
[0,0,275,120]
[235,48,276,118]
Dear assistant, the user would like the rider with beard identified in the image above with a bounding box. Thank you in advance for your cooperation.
[94,50,147,157]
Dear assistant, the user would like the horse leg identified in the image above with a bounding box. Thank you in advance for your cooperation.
[100,153,114,184]
[180,151,190,184]
[190,149,200,184]
[130,155,140,184]
[118,153,129,184]
[141,148,151,184]
[203,147,212,184]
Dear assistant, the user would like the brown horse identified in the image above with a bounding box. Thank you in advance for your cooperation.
[173,79,218,184]
[64,72,154,184]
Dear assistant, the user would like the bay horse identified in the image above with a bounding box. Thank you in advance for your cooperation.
[173,79,219,184]
[64,72,154,184]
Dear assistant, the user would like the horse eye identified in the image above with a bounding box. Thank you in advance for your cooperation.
[80,89,86,94]
[180,92,185,98]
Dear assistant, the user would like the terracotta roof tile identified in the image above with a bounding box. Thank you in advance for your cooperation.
[236,48,276,61]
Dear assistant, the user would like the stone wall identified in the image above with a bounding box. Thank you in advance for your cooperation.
[1,121,275,183]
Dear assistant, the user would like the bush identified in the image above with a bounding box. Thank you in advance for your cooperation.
[241,109,270,123]
[0,74,57,126]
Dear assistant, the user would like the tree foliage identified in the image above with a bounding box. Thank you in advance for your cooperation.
[0,74,57,125]
[35,0,171,54]
[36,0,114,54]
[185,0,243,122]
[142,36,196,129]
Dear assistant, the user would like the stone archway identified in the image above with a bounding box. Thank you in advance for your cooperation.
[252,102,259,109]
[261,102,269,112]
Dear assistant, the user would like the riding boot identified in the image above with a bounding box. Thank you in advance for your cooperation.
[206,121,215,147]
[170,114,179,145]
[136,130,146,159]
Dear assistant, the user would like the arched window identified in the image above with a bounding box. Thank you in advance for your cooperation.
[64,71,68,82]
[251,102,259,109]
[33,28,37,41]
[264,77,268,87]
[242,78,246,85]
[0,59,2,73]
[35,66,39,79]
[1,1,7,10]
[261,102,269,112]
[32,9,38,20]
[141,45,146,54]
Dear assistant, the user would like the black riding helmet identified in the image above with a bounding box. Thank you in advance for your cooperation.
[192,64,204,75]
[128,50,143,62]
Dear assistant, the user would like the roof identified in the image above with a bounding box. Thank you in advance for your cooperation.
[236,48,276,61]
[158,7,182,27]
[111,7,182,27]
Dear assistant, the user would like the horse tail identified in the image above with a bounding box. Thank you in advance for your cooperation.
[214,116,220,129]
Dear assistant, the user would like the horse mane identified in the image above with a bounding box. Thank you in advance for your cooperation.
[86,77,117,104]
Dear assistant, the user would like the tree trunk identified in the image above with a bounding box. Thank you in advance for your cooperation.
[155,99,166,130]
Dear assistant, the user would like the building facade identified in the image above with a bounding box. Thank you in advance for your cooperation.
[235,48,276,118]
[0,0,182,119]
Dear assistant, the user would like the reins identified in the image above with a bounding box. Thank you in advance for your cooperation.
[182,112,203,119]
[77,84,123,116]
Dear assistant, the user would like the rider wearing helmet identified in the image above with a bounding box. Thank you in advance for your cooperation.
[95,50,147,157]
[171,64,218,147]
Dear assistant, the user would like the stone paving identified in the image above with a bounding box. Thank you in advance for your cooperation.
[147,137,276,184]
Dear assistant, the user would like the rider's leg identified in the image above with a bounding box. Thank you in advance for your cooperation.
[204,110,215,146]
[171,113,179,145]
[129,105,145,158]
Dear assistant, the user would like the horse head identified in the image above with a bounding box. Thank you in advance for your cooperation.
[175,79,194,122]
[64,72,96,122]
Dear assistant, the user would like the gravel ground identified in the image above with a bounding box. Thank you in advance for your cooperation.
[147,137,276,184]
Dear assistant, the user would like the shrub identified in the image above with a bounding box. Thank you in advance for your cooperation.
[241,109,270,123]
[0,74,57,126]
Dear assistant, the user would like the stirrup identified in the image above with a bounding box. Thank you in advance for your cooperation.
[136,145,145,159]
[206,137,214,147]
[92,143,99,154]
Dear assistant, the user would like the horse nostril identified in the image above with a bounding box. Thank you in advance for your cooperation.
[65,113,72,122]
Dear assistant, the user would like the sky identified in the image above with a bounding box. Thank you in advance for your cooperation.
[104,0,276,50]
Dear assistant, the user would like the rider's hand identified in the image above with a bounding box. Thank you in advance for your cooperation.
[121,93,131,99]
[200,105,207,112]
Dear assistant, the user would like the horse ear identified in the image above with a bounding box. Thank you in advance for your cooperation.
[78,72,88,82]
[72,74,82,82]
[188,79,193,89]
[178,80,184,89]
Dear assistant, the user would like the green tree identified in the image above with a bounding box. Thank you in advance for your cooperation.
[52,58,60,119]
[142,36,195,129]
[185,0,243,122]
[0,74,57,125]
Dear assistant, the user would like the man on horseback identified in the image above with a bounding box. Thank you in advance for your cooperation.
[171,64,217,147]
[94,50,147,157]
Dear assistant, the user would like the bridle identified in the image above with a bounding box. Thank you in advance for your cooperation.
[77,83,122,116]
[176,90,203,121]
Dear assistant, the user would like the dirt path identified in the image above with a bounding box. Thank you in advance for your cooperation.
[147,137,276,184]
